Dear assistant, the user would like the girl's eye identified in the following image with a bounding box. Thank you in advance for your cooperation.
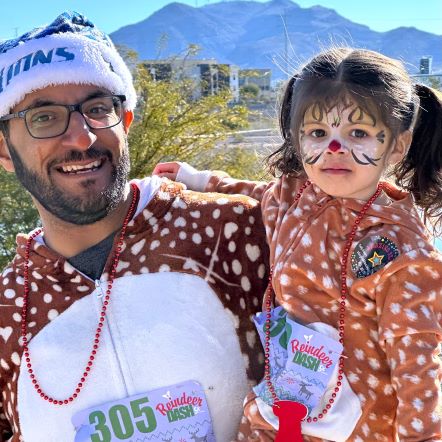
[309,129,326,138]
[350,129,368,138]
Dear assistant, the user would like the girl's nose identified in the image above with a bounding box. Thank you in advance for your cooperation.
[328,140,342,152]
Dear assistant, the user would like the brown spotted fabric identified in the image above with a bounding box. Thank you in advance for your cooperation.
[204,174,442,442]
[0,179,269,441]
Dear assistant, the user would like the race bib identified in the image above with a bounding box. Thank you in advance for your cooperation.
[72,380,214,441]
[253,307,343,413]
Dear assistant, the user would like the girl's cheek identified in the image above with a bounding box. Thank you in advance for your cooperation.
[301,139,325,155]
[350,139,385,156]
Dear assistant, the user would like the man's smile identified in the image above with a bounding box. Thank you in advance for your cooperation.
[56,159,104,175]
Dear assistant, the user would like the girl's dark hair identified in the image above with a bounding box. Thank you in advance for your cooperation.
[268,47,442,232]
[393,84,442,231]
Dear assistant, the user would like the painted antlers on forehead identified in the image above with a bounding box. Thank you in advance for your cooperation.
[331,115,341,127]
[348,106,376,126]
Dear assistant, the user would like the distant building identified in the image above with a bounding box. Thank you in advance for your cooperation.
[239,69,272,98]
[419,56,433,75]
[143,59,239,102]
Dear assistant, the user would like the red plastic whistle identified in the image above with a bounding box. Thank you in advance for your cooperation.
[273,400,308,442]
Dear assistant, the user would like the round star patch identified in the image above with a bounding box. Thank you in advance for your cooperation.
[351,236,399,278]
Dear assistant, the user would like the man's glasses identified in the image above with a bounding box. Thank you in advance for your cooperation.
[0,94,126,139]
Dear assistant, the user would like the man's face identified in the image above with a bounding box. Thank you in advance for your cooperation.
[1,84,131,225]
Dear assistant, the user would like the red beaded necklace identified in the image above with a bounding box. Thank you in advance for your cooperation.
[263,181,383,440]
[21,183,139,406]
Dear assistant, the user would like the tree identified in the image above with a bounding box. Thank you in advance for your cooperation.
[240,84,260,102]
[0,171,39,268]
[128,64,263,178]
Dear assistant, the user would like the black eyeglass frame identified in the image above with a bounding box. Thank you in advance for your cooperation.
[0,94,127,139]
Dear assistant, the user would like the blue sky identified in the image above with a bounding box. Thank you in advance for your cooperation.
[0,0,441,40]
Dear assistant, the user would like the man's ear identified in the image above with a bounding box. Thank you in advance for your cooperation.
[0,133,14,172]
[388,130,412,165]
[122,110,134,134]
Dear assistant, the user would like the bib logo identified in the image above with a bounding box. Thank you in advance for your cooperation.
[0,47,75,93]
[291,339,333,372]
[156,391,203,423]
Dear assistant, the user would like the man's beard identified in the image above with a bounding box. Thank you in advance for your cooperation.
[7,140,130,225]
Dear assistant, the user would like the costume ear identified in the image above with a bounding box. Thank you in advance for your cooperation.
[388,130,412,165]
[123,110,134,133]
[0,133,14,172]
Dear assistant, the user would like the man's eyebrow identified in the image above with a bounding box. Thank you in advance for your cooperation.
[23,90,110,110]
[84,91,111,100]
[24,99,55,109]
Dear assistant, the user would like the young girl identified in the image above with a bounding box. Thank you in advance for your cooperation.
[153,47,442,441]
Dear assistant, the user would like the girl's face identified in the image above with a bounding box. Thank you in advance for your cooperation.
[298,101,395,200]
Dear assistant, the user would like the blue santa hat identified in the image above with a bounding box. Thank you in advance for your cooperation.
[0,11,137,117]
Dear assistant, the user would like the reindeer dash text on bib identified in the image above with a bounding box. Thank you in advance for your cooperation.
[72,380,214,441]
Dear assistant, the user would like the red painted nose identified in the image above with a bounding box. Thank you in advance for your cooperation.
[328,140,341,152]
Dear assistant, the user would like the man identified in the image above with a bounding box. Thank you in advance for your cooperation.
[0,12,268,441]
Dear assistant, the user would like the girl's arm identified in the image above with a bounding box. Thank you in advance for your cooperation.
[153,161,273,202]
[378,252,442,440]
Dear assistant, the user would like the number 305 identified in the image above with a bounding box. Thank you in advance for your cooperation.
[89,397,157,441]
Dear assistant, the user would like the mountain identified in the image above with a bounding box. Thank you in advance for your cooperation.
[110,0,442,80]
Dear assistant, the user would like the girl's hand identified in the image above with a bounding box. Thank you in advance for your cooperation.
[153,162,211,191]
[152,162,182,181]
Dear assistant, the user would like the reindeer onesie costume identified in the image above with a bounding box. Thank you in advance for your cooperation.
[0,177,269,441]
